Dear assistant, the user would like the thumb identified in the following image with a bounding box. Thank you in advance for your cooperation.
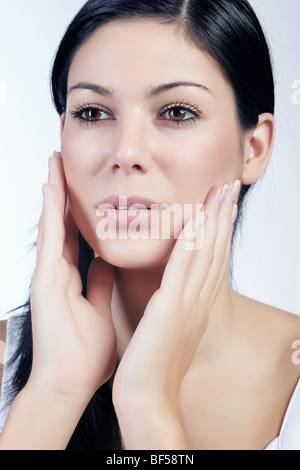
[86,256,115,320]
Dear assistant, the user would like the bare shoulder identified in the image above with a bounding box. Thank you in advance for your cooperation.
[234,292,300,380]
[258,301,300,353]
[245,295,300,381]
[267,304,300,380]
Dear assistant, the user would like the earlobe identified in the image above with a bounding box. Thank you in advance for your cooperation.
[241,113,275,185]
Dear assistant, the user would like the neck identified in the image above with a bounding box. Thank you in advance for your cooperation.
[111,262,241,362]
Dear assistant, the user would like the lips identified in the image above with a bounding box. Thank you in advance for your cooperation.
[95,195,164,227]
[96,195,161,211]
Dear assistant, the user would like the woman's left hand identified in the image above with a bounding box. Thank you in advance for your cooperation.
[112,180,241,449]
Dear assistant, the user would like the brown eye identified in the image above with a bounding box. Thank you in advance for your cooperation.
[83,108,102,121]
[70,105,113,126]
[168,107,187,121]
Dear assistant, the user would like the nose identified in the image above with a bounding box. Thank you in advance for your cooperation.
[110,108,151,175]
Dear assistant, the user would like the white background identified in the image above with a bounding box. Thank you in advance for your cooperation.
[0,0,299,319]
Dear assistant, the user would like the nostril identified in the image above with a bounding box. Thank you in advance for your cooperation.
[111,161,146,174]
[132,164,143,171]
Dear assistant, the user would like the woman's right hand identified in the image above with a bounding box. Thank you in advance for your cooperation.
[29,151,117,403]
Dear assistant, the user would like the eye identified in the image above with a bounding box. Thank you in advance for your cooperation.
[69,105,113,125]
[82,108,103,121]
[166,107,194,121]
[158,100,202,127]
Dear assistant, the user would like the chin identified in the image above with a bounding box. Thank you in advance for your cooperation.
[94,237,175,269]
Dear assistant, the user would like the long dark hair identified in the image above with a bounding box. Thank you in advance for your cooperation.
[4,0,274,450]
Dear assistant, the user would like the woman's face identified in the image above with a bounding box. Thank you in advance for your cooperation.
[61,19,244,268]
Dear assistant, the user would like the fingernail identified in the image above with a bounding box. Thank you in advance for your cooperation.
[218,184,229,205]
[231,204,238,224]
[230,180,241,203]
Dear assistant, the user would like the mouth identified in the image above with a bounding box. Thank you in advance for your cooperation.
[94,196,200,242]
[96,195,161,211]
[95,195,165,227]
[115,206,151,210]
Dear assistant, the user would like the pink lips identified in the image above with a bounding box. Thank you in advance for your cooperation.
[96,195,163,225]
[96,195,160,210]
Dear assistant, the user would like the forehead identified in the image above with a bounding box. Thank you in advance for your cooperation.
[68,18,232,100]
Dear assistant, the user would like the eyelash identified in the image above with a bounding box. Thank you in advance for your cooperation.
[69,100,203,128]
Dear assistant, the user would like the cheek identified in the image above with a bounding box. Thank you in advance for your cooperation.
[61,134,87,215]
[61,126,99,182]
[165,123,243,203]
[60,124,109,204]
[60,128,98,243]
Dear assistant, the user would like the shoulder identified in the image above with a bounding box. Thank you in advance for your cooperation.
[250,299,300,384]
[260,302,300,361]
[243,298,300,445]
[271,306,300,382]
[264,308,300,450]
[238,292,300,347]
[235,292,300,382]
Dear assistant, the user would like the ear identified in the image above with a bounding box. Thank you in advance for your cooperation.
[60,113,66,137]
[241,113,275,185]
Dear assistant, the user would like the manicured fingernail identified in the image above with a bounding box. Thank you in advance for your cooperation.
[231,204,238,224]
[218,184,229,205]
[230,180,241,203]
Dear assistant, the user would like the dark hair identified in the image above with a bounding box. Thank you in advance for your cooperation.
[4,0,274,450]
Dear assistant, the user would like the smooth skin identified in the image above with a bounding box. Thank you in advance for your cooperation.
[0,19,299,450]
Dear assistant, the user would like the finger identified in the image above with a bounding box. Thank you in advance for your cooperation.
[86,257,115,321]
[181,185,225,301]
[159,208,208,293]
[51,152,80,267]
[207,234,232,312]
[36,151,70,268]
[63,197,79,267]
[160,185,223,294]
[36,152,66,256]
[48,151,66,213]
[198,180,241,306]
[213,181,240,263]
[36,182,66,269]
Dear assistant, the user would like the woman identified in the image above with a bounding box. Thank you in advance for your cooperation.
[0,0,299,450]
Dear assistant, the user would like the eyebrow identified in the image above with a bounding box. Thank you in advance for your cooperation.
[67,81,214,98]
